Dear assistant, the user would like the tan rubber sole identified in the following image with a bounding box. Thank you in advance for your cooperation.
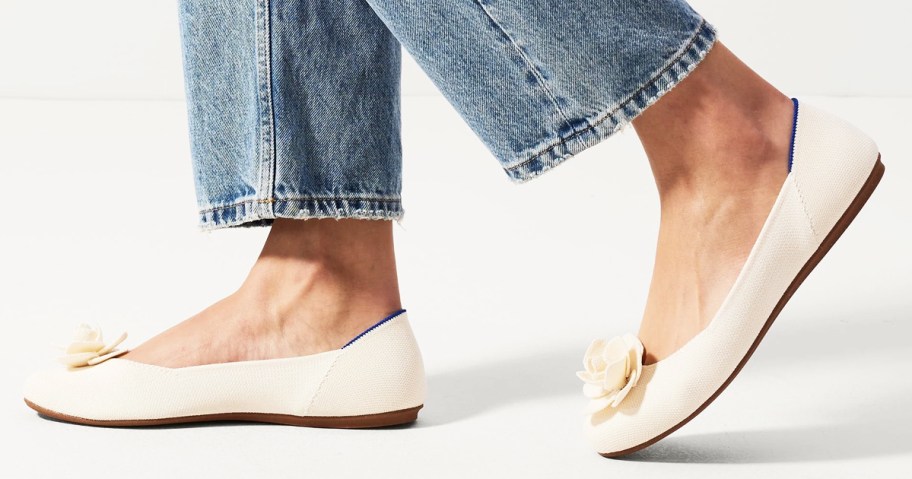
[602,156,886,458]
[25,398,423,429]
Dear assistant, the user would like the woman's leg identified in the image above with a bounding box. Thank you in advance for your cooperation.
[143,0,792,369]
[125,0,404,367]
[633,43,794,363]
[124,219,402,367]
[362,1,775,360]
[363,0,716,180]
[356,1,880,456]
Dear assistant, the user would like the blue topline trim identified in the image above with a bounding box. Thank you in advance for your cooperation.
[342,309,407,349]
[787,98,799,172]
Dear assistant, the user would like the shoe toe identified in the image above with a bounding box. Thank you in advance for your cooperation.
[584,365,666,455]
[584,352,722,456]
[23,361,132,421]
[24,366,76,415]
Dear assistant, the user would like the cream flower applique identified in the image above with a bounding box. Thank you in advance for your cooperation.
[58,324,128,368]
[576,334,644,414]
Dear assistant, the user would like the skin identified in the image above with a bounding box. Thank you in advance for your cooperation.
[123,42,794,368]
[632,43,792,363]
[123,219,401,367]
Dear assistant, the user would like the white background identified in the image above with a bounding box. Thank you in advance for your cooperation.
[0,1,910,100]
[1,2,911,479]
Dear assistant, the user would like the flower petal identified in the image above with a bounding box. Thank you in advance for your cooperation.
[96,332,128,356]
[578,333,646,410]
[610,386,630,408]
[610,369,639,408]
[583,382,608,399]
[87,348,128,366]
[582,339,607,372]
[625,335,644,389]
[58,352,98,368]
[72,324,102,343]
[602,358,628,391]
[584,395,617,415]
[601,336,629,362]
[623,334,645,361]
[576,371,598,383]
[65,340,105,354]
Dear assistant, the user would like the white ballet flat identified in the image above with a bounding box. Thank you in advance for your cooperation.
[581,99,884,457]
[23,310,425,428]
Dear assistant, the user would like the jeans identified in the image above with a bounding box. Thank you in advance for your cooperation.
[178,0,716,229]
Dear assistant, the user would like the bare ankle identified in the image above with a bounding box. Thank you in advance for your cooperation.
[245,218,400,299]
[632,42,793,199]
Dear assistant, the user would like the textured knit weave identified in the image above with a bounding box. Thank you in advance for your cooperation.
[307,313,426,416]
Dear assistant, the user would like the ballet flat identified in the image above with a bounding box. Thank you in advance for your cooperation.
[580,99,884,457]
[24,310,425,428]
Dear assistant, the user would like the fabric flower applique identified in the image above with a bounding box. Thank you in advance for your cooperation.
[58,324,128,368]
[576,334,644,414]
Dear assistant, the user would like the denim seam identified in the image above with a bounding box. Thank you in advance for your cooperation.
[200,209,402,230]
[255,0,277,214]
[198,199,403,230]
[198,195,403,214]
[472,0,577,138]
[503,19,715,181]
[506,19,708,169]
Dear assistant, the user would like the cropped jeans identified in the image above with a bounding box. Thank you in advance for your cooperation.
[178,0,716,229]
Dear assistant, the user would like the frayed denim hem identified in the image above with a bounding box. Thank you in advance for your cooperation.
[198,196,403,230]
[503,20,717,183]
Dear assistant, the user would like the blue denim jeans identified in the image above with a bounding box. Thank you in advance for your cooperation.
[179,0,716,229]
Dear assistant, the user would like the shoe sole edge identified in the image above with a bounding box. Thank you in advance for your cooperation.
[24,398,423,429]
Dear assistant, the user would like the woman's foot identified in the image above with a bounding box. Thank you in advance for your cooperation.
[586,92,881,455]
[631,43,795,364]
[122,218,402,368]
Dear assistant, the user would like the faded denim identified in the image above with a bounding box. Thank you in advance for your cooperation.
[178,0,716,229]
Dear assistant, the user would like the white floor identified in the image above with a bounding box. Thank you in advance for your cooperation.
[1,96,910,478]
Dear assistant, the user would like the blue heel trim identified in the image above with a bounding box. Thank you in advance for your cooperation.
[342,309,407,349]
[788,98,800,172]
